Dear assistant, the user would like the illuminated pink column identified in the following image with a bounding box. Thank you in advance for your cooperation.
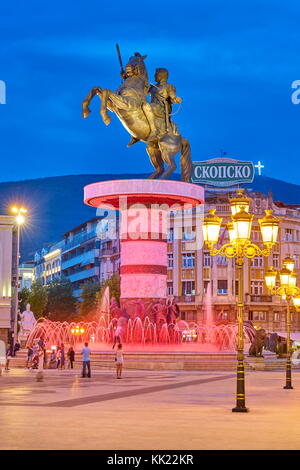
[84,179,204,306]
[120,206,168,300]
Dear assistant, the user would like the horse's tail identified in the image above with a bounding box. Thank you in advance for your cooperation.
[180,137,192,183]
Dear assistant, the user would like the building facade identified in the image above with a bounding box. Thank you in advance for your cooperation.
[167,190,300,332]
[0,216,16,344]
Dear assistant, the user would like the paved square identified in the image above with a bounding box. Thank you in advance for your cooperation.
[1,368,300,450]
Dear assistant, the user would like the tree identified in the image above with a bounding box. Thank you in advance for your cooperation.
[46,277,77,321]
[27,281,48,319]
[18,287,30,313]
[80,281,101,318]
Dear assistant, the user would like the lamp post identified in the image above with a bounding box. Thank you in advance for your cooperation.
[11,206,27,349]
[203,190,279,412]
[265,258,300,389]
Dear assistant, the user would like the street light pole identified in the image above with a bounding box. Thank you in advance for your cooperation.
[12,222,20,349]
[11,206,27,350]
[203,190,280,412]
[232,260,248,412]
[265,260,300,390]
[284,295,293,389]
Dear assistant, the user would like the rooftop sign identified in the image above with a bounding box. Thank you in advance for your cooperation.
[192,158,254,187]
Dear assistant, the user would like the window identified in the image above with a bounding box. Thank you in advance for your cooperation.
[167,282,173,296]
[253,311,267,321]
[217,280,228,295]
[274,312,280,322]
[168,228,174,242]
[217,255,228,266]
[182,227,196,241]
[284,229,293,242]
[251,281,264,295]
[182,281,195,295]
[181,311,197,321]
[251,256,263,268]
[248,311,253,321]
[252,226,261,242]
[273,254,280,269]
[168,253,174,268]
[203,253,211,267]
[294,255,300,269]
[182,253,195,268]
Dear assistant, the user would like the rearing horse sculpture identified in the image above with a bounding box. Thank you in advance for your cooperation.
[82,52,192,182]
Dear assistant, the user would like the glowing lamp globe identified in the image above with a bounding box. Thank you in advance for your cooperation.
[229,189,250,216]
[289,273,297,288]
[279,268,292,288]
[232,208,253,244]
[283,256,295,273]
[265,267,277,290]
[293,295,300,311]
[202,209,222,246]
[258,210,279,246]
[227,221,236,244]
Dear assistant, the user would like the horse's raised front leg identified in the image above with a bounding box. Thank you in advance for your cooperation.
[82,87,102,118]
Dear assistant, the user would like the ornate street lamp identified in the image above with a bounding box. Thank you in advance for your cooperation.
[265,262,300,389]
[203,189,279,412]
[11,206,27,350]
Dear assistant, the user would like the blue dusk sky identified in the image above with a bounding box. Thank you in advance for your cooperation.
[0,0,299,184]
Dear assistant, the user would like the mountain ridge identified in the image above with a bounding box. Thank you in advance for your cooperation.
[0,173,299,260]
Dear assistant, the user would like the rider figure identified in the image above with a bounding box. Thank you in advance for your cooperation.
[127,67,182,147]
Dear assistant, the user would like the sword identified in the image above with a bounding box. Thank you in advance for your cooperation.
[116,43,125,76]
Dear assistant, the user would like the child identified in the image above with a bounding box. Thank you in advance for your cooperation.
[115,343,124,379]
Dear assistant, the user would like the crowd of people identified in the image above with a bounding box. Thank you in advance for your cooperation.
[7,337,125,378]
[25,342,76,370]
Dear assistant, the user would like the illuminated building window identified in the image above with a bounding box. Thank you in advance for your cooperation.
[253,311,267,321]
[182,253,195,268]
[217,280,228,295]
[284,228,293,242]
[251,256,263,268]
[273,253,280,269]
[203,253,211,267]
[274,312,281,322]
[251,281,264,295]
[182,281,195,295]
[168,253,174,268]
[167,282,173,296]
[168,228,174,242]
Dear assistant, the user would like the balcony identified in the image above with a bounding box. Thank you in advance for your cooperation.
[100,247,118,256]
[65,267,100,283]
[63,231,97,251]
[62,249,99,270]
[174,295,195,303]
[250,295,273,303]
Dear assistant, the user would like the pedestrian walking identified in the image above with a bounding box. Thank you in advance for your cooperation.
[67,347,75,369]
[5,343,11,371]
[115,343,124,379]
[26,345,33,368]
[60,344,65,369]
[56,348,61,368]
[81,342,91,378]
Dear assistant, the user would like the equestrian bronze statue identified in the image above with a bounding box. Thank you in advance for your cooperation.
[82,48,192,182]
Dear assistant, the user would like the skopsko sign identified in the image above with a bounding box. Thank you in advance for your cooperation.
[192,158,254,187]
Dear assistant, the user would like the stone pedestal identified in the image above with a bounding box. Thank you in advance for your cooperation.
[84,179,204,311]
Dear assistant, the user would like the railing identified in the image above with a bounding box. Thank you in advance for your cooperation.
[174,295,195,303]
[100,247,118,256]
[63,232,98,251]
[250,295,273,303]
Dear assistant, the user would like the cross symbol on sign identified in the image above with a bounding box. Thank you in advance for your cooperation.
[255,161,264,176]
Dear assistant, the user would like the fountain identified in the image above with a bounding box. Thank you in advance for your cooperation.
[26,296,256,352]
